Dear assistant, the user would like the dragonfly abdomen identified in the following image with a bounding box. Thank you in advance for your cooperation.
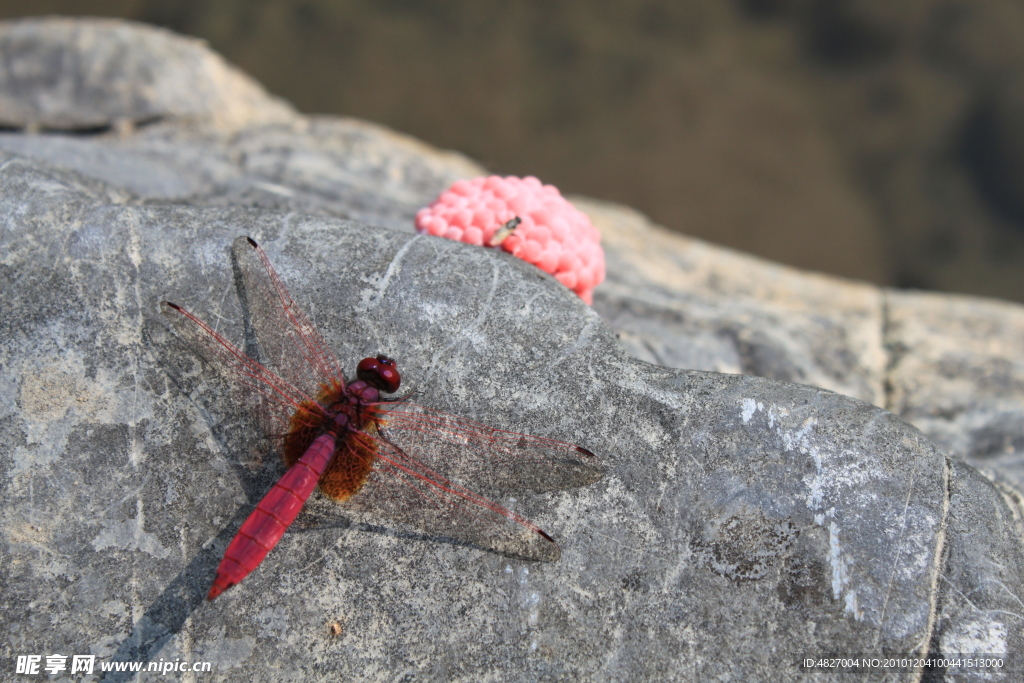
[208,431,338,600]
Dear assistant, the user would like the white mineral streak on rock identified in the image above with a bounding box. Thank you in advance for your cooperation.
[828,518,846,601]
[845,591,861,620]
[740,397,759,423]
[764,409,870,620]
[782,416,817,452]
[829,521,862,620]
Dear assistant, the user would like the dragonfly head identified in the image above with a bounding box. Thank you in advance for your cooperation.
[356,355,401,394]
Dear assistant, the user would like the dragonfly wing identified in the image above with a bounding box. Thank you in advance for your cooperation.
[328,402,604,561]
[338,436,561,562]
[377,402,605,493]
[230,236,346,397]
[160,300,311,437]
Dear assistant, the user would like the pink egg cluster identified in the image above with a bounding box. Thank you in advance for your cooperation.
[415,175,605,304]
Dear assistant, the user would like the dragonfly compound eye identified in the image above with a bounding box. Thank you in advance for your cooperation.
[357,356,401,394]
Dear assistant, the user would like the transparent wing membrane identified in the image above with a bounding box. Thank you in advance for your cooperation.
[378,402,604,493]
[230,236,345,398]
[341,437,561,562]
[160,301,310,438]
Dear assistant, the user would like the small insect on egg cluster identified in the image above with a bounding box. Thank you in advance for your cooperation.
[415,175,605,304]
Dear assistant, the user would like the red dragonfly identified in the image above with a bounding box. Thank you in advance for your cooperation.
[162,236,603,600]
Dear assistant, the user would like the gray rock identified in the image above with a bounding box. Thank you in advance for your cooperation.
[885,292,1024,489]
[0,16,295,131]
[583,197,887,407]
[585,197,1024,497]
[1,17,1022,682]
[0,116,483,233]
[0,152,960,681]
[934,460,1024,680]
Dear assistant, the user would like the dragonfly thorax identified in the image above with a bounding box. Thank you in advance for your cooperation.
[344,380,381,405]
[325,410,351,435]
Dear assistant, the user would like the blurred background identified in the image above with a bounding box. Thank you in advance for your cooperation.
[3,1,1023,302]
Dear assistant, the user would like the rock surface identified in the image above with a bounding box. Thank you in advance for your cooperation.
[0,17,295,132]
[1,17,1023,681]
[587,197,1024,498]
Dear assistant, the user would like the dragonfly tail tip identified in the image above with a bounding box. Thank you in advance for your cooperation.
[207,577,233,601]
